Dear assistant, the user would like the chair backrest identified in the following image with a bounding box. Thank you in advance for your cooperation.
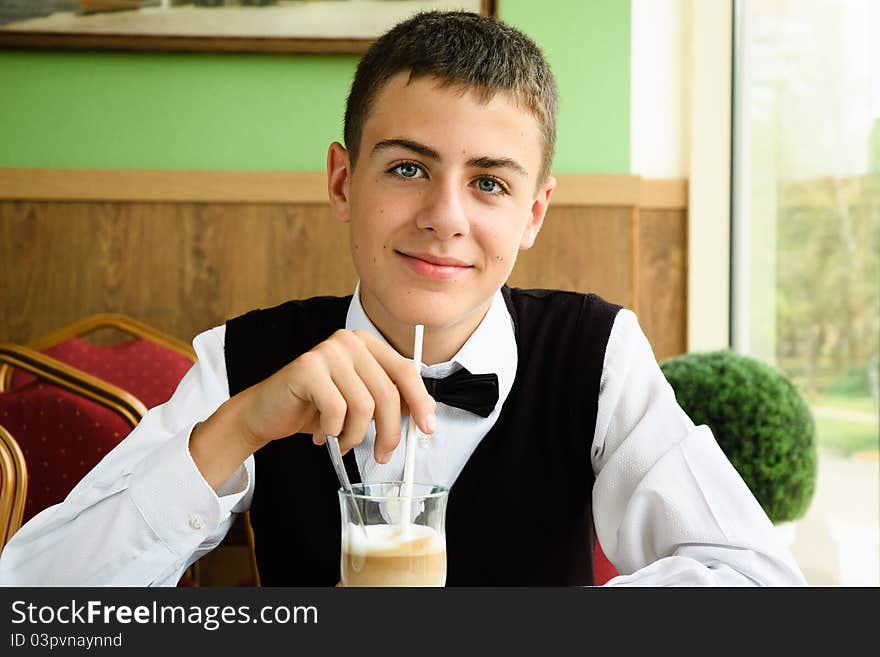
[0,343,145,525]
[0,342,253,586]
[27,314,195,359]
[244,510,260,587]
[594,538,618,585]
[0,423,27,551]
[3,314,195,410]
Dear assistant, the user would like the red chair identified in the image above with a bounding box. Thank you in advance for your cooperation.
[0,318,259,587]
[0,423,27,552]
[0,342,210,585]
[0,343,146,528]
[1,313,196,411]
[594,538,619,585]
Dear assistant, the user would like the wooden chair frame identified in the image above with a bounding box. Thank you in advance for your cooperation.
[0,343,201,580]
[0,313,196,391]
[0,343,144,555]
[243,511,260,587]
[0,342,260,586]
[0,424,27,551]
[27,313,196,360]
[0,343,148,425]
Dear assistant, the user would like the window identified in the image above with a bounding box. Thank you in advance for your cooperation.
[732,0,879,585]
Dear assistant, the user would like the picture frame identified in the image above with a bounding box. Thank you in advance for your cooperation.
[0,1,498,54]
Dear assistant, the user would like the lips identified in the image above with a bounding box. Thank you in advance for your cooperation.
[400,251,470,267]
[396,250,472,280]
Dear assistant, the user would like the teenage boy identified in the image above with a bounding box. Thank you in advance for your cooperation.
[0,11,805,586]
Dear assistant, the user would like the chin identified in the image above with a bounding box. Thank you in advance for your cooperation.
[386,297,454,328]
[386,291,490,330]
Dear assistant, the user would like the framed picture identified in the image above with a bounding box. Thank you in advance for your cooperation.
[0,1,498,54]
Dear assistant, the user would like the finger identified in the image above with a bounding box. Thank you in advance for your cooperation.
[301,364,348,440]
[284,354,346,440]
[315,334,377,455]
[299,407,323,439]
[326,330,404,461]
[329,366,375,455]
[343,340,403,463]
[353,330,437,435]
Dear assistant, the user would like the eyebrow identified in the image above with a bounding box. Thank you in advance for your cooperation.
[373,138,440,161]
[372,138,529,177]
[467,156,528,178]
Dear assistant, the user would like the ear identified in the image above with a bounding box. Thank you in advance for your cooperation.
[327,141,352,224]
[519,175,556,250]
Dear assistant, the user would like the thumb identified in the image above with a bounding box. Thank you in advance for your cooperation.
[401,396,437,436]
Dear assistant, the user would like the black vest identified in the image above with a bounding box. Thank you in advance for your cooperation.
[225,286,620,586]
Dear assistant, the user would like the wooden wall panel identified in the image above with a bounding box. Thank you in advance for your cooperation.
[0,201,357,345]
[636,209,688,360]
[0,185,687,361]
[510,206,633,308]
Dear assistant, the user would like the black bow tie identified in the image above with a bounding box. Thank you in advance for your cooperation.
[421,368,499,418]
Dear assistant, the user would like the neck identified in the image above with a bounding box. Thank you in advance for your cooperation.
[359,292,492,365]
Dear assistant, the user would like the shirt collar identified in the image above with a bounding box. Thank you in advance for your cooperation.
[345,282,517,400]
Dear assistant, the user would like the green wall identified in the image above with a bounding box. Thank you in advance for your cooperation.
[0,0,629,173]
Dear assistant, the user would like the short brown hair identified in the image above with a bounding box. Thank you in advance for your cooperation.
[344,11,559,183]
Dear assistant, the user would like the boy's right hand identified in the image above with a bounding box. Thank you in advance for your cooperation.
[191,329,436,490]
[233,329,435,463]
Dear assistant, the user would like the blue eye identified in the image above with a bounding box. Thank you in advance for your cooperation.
[477,177,506,194]
[394,162,421,178]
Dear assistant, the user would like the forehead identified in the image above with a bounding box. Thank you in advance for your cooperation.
[361,73,544,172]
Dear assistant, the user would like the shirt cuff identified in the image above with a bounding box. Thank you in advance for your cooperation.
[127,421,250,559]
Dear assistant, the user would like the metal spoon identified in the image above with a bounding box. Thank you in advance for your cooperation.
[325,435,368,532]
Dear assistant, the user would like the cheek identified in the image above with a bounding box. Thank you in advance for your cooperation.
[348,213,397,261]
[359,200,408,234]
[479,228,520,269]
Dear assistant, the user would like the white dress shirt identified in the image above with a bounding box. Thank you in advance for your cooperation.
[0,286,806,586]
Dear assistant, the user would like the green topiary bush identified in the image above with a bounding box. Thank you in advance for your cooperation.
[659,350,818,524]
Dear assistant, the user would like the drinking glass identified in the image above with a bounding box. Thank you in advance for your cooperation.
[339,481,448,587]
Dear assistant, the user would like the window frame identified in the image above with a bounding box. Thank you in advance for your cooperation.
[687,0,734,352]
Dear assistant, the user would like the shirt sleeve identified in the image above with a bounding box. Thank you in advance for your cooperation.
[0,325,254,587]
[591,309,807,586]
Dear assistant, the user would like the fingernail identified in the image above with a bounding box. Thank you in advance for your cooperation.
[376,450,391,464]
[424,413,436,434]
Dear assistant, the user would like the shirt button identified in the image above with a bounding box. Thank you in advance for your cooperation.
[189,515,205,530]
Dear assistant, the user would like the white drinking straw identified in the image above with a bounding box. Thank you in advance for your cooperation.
[400,324,424,531]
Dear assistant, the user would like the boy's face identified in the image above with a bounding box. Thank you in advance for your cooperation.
[328,72,555,350]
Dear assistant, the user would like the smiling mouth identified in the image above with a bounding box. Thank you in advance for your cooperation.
[395,250,472,280]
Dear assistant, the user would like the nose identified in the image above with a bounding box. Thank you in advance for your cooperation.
[414,178,470,239]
